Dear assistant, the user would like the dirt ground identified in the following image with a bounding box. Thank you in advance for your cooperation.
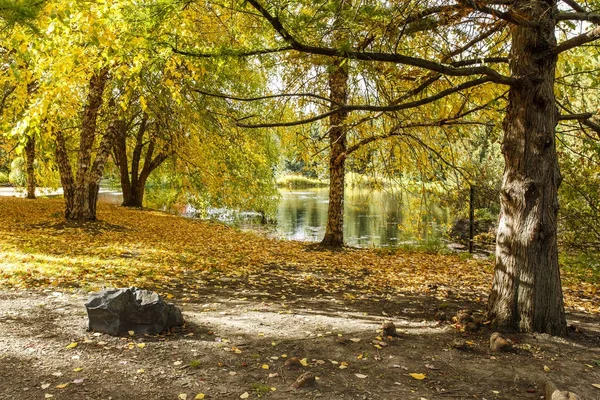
[1,283,599,400]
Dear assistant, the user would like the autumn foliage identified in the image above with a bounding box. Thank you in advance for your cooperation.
[1,198,596,314]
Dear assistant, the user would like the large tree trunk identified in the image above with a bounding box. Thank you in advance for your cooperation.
[24,135,35,199]
[321,56,349,247]
[488,0,567,335]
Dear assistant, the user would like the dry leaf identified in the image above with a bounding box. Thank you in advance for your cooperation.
[240,392,249,399]
[409,373,426,380]
[41,384,50,389]
[194,394,206,400]
[44,395,53,399]
[65,342,78,349]
[128,330,135,336]
[299,358,309,366]
[137,343,146,349]
[355,373,368,379]
[592,383,600,389]
[56,383,69,389]
[262,364,269,370]
[73,367,83,372]
[179,394,187,400]
[544,365,551,372]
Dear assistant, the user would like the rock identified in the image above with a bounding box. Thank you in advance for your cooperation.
[85,287,184,336]
[545,381,582,400]
[382,321,397,337]
[489,332,513,353]
[291,372,315,389]
[284,357,303,369]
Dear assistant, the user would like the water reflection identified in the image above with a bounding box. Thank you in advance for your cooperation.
[272,188,447,248]
[96,187,448,248]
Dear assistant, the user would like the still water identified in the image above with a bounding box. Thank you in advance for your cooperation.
[98,187,448,248]
[214,188,448,248]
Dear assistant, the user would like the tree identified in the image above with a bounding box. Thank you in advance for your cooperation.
[172,0,600,334]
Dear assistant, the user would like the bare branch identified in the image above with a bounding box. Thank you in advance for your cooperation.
[237,77,493,128]
[557,11,600,23]
[553,26,600,54]
[192,88,339,106]
[561,0,587,13]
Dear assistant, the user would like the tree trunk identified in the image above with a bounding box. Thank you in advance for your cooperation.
[321,56,349,247]
[24,134,35,199]
[54,129,75,215]
[488,0,567,335]
[54,68,110,221]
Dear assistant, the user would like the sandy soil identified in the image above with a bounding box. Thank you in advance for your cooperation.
[1,284,599,400]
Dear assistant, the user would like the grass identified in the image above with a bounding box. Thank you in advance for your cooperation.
[276,174,328,189]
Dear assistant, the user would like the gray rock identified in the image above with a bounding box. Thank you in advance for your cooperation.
[85,287,184,336]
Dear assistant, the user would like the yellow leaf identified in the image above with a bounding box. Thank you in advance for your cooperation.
[44,395,53,399]
[592,383,600,389]
[65,342,78,349]
[262,364,269,370]
[339,362,349,369]
[137,343,146,349]
[179,394,187,400]
[73,367,83,372]
[270,387,276,391]
[137,369,145,373]
[300,358,308,366]
[56,383,69,389]
[240,392,249,399]
[194,394,205,400]
[128,331,135,336]
[544,365,551,372]
[409,373,426,380]
[281,354,287,358]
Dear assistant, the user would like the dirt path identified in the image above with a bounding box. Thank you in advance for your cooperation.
[1,286,599,400]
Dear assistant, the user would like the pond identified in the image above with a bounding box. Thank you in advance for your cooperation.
[198,188,449,248]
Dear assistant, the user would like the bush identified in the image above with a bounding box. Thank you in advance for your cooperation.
[0,171,9,184]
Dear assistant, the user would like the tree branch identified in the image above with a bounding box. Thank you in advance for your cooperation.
[237,77,492,128]
[557,11,600,23]
[168,43,294,58]
[192,88,339,106]
[244,0,517,86]
[552,26,600,54]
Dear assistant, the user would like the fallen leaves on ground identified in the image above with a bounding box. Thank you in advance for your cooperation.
[0,198,597,314]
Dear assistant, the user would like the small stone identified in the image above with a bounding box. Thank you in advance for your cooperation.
[382,321,397,337]
[434,311,447,322]
[291,372,316,389]
[284,357,303,369]
[545,380,582,400]
[489,332,513,353]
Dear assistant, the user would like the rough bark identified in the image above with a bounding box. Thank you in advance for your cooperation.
[54,130,75,214]
[321,56,349,247]
[53,68,111,221]
[488,0,567,336]
[24,135,35,199]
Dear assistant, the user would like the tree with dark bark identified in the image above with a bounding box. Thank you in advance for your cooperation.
[172,0,600,334]
[112,111,171,208]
